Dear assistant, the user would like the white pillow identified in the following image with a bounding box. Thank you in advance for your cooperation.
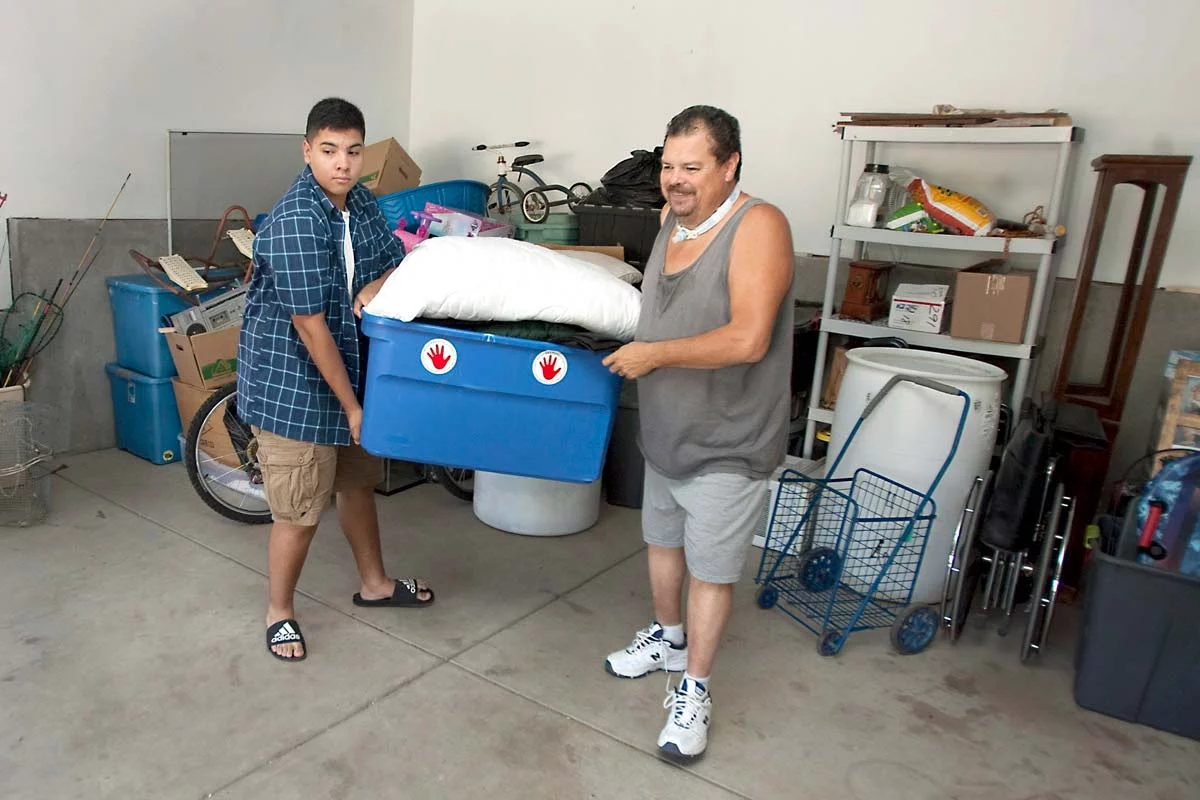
[558,250,643,285]
[365,236,642,341]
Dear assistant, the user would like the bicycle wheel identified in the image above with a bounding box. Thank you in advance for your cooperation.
[487,182,524,217]
[431,465,474,502]
[184,382,272,525]
[521,189,551,223]
[568,182,592,207]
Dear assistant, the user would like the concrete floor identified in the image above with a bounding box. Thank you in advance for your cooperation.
[1,449,1197,800]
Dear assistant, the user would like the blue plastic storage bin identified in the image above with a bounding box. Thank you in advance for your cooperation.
[105,363,182,465]
[359,315,621,483]
[376,180,490,232]
[106,274,200,378]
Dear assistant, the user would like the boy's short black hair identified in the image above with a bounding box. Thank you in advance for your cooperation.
[305,98,366,141]
[665,105,742,180]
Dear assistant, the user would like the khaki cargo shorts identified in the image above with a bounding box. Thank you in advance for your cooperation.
[252,427,384,526]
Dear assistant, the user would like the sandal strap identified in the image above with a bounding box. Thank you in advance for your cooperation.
[268,619,303,645]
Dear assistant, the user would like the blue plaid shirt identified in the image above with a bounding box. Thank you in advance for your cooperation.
[237,166,405,445]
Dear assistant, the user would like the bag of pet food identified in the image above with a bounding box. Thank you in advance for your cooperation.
[908,179,997,236]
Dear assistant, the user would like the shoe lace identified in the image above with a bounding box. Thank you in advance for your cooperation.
[662,682,710,730]
[625,624,662,654]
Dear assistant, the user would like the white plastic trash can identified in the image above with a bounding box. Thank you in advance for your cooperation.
[473,470,602,536]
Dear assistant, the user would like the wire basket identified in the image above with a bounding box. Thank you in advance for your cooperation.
[758,470,934,632]
[0,401,65,526]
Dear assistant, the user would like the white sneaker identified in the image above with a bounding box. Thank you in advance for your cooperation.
[604,622,688,679]
[658,677,712,761]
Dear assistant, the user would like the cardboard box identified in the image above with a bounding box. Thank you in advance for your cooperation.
[165,326,239,389]
[888,284,950,334]
[821,344,849,409]
[359,138,421,196]
[171,379,239,469]
[951,264,1033,343]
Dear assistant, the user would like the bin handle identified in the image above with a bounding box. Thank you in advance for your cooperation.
[860,374,963,422]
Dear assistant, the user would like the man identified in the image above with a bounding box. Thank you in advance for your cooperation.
[239,97,434,664]
[602,105,794,760]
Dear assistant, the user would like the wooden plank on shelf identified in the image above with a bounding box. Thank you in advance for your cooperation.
[836,110,1072,128]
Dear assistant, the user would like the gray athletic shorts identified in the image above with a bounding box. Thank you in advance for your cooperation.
[642,463,770,584]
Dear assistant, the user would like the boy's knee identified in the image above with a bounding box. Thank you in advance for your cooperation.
[255,429,337,525]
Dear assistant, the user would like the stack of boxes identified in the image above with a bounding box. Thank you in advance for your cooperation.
[105,274,240,464]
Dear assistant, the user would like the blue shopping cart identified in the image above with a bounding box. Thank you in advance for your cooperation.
[755,375,970,656]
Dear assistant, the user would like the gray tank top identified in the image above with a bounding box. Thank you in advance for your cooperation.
[636,197,794,480]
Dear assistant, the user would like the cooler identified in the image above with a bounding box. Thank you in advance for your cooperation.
[359,314,621,483]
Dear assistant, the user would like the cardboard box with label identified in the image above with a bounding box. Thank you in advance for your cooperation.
[359,138,421,197]
[172,379,240,468]
[888,284,951,334]
[165,326,239,390]
[951,263,1033,343]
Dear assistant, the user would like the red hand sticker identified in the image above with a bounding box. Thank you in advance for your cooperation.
[539,355,562,381]
[428,344,451,371]
[532,350,567,385]
[421,338,456,375]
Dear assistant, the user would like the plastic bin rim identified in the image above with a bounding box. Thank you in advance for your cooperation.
[106,270,245,293]
[1090,548,1200,587]
[574,202,664,212]
[107,273,184,292]
[360,313,618,355]
[104,362,176,384]
[376,179,490,201]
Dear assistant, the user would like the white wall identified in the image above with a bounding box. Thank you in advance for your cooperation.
[409,0,1199,286]
[0,0,416,305]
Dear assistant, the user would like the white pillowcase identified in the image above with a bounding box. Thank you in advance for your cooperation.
[557,249,643,285]
[364,236,642,341]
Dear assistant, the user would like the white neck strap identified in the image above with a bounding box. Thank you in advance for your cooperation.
[672,184,741,243]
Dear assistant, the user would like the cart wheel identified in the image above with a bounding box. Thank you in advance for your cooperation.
[521,189,551,223]
[796,547,840,593]
[568,182,592,205]
[818,629,844,657]
[891,605,939,655]
[755,586,778,610]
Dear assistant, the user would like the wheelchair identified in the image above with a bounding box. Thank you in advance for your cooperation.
[940,404,1078,662]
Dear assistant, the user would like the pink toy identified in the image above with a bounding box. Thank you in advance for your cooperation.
[394,210,440,253]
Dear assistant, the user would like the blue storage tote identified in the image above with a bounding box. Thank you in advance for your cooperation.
[376,180,490,232]
[359,315,621,483]
[107,274,200,378]
[105,363,183,465]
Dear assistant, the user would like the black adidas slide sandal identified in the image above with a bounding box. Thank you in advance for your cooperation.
[266,618,307,662]
[353,578,435,608]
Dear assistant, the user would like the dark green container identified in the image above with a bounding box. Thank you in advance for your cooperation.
[509,211,579,245]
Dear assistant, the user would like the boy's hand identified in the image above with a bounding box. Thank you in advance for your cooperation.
[346,404,363,444]
[353,272,392,318]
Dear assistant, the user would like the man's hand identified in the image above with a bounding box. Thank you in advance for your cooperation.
[602,342,660,380]
[353,276,386,318]
[346,403,363,444]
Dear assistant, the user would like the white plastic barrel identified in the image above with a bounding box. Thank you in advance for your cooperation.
[473,471,602,536]
[827,348,1006,603]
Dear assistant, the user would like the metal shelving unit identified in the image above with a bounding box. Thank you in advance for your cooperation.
[802,123,1082,458]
